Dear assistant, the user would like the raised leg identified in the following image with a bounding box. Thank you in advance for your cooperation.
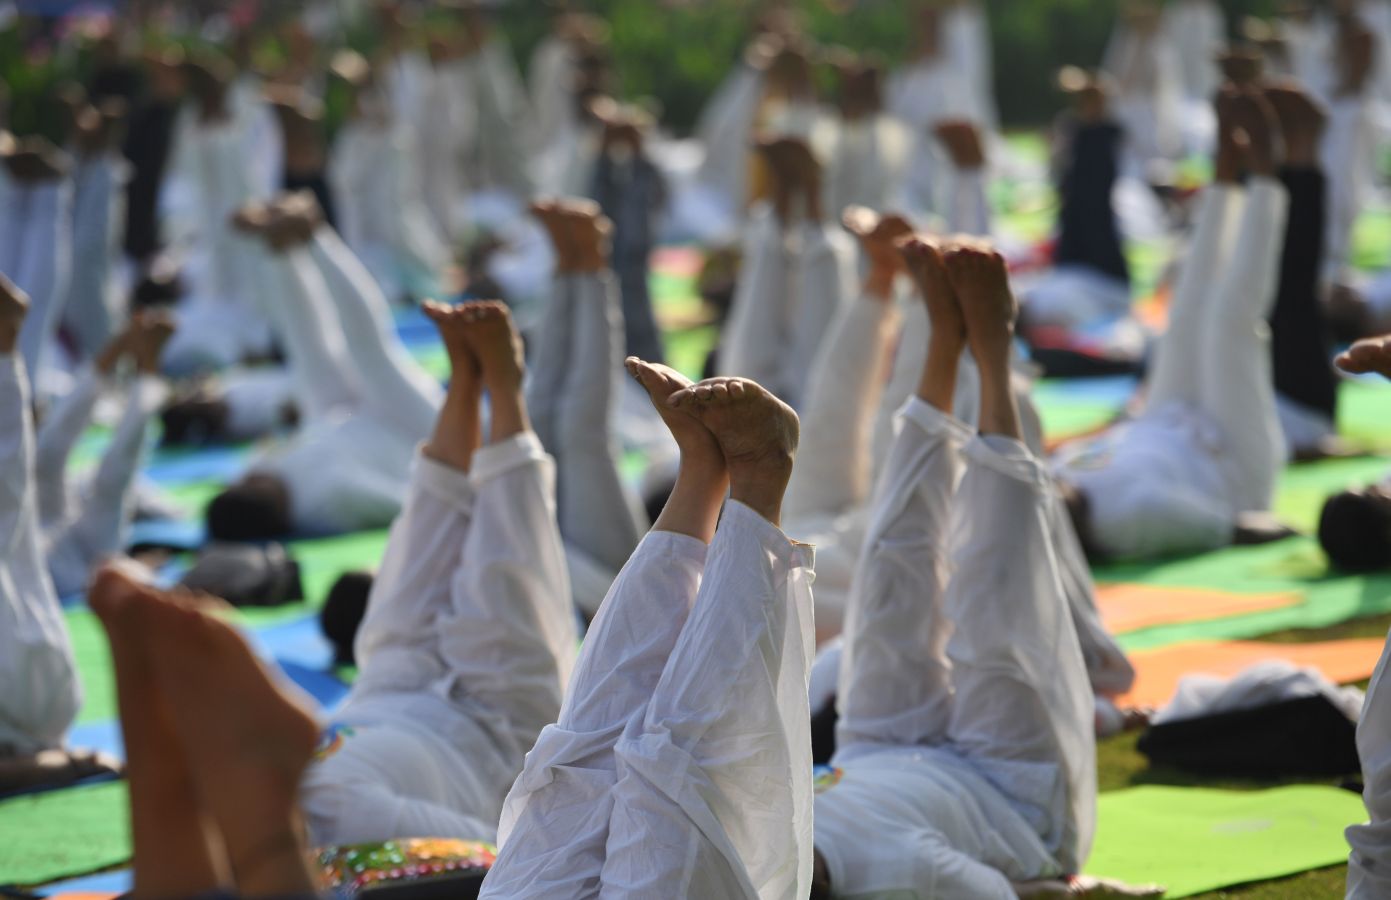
[601,380,813,899]
[941,243,1096,873]
[1348,629,1391,899]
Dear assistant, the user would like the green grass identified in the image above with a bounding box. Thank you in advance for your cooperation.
[1096,612,1391,898]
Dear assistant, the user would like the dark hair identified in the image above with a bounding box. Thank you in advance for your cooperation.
[161,394,230,446]
[810,848,832,900]
[1319,490,1391,572]
[206,476,292,542]
[321,571,374,666]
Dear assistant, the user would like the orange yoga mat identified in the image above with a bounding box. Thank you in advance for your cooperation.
[1095,584,1303,634]
[1120,638,1387,708]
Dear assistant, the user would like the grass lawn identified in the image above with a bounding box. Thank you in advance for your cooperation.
[1095,613,1390,898]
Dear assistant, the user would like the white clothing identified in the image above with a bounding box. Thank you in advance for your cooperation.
[0,354,79,756]
[1101,19,1185,172]
[1161,0,1224,107]
[1156,660,1364,726]
[1349,629,1391,898]
[1324,96,1375,285]
[693,61,763,215]
[1021,264,1133,331]
[330,113,449,301]
[721,206,854,408]
[1,170,72,385]
[823,116,908,219]
[819,402,1096,898]
[1055,179,1289,559]
[239,228,440,534]
[526,270,647,577]
[302,436,576,846]
[60,153,128,361]
[483,501,816,900]
[37,367,168,596]
[942,1,999,131]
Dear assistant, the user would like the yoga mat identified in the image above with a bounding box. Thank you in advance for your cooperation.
[1095,584,1302,634]
[1085,785,1363,897]
[0,782,130,886]
[37,869,130,897]
[1119,637,1387,708]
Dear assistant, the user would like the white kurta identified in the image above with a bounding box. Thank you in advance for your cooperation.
[0,353,80,755]
[301,436,576,847]
[483,502,816,899]
[818,402,1096,898]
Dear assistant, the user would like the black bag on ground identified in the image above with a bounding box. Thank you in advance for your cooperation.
[1137,694,1360,777]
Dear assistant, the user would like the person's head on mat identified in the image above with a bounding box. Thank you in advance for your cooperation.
[1320,485,1391,572]
[161,389,231,447]
[206,474,293,542]
[321,570,374,665]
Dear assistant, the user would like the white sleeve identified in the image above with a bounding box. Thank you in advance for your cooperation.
[306,229,442,441]
[0,353,35,557]
[34,367,102,528]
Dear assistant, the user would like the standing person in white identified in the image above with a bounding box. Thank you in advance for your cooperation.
[481,364,814,900]
[299,299,577,847]
[811,236,1158,900]
[0,275,119,794]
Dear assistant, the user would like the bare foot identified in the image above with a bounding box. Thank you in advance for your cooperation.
[230,200,273,236]
[530,199,573,271]
[942,239,1017,363]
[1264,80,1325,167]
[1216,46,1264,87]
[422,299,482,382]
[933,119,986,171]
[457,301,525,395]
[131,311,177,375]
[625,357,722,468]
[0,273,28,354]
[1337,334,1391,380]
[3,135,69,182]
[558,201,612,273]
[1213,84,1246,184]
[669,377,799,524]
[1230,88,1281,177]
[843,206,913,298]
[1058,66,1112,124]
[95,566,317,892]
[900,234,966,349]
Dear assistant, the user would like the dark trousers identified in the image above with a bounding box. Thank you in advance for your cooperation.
[1054,121,1130,285]
[1270,166,1338,420]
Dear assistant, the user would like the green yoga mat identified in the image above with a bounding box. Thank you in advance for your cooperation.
[0,782,130,886]
[1086,785,1364,898]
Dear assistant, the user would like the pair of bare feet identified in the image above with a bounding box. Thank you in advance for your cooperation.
[625,358,799,530]
[531,199,611,273]
[1213,77,1326,180]
[231,191,325,252]
[95,310,178,378]
[757,136,824,225]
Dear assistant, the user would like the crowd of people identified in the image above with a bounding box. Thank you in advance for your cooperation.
[5,0,1391,897]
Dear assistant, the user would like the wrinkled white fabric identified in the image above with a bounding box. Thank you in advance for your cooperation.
[0,354,79,755]
[485,503,815,900]
[302,436,575,847]
[1056,179,1289,559]
[820,404,1095,898]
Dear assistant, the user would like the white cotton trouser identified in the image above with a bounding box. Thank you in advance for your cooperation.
[1348,629,1391,898]
[2,175,73,385]
[483,503,816,900]
[1146,178,1289,514]
[0,354,79,755]
[301,434,576,847]
[40,371,168,597]
[61,154,128,360]
[527,270,647,576]
[836,399,1097,872]
[1323,97,1374,285]
[721,207,853,408]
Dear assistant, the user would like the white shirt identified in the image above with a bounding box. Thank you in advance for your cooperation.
[1052,404,1234,560]
[814,747,1058,899]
